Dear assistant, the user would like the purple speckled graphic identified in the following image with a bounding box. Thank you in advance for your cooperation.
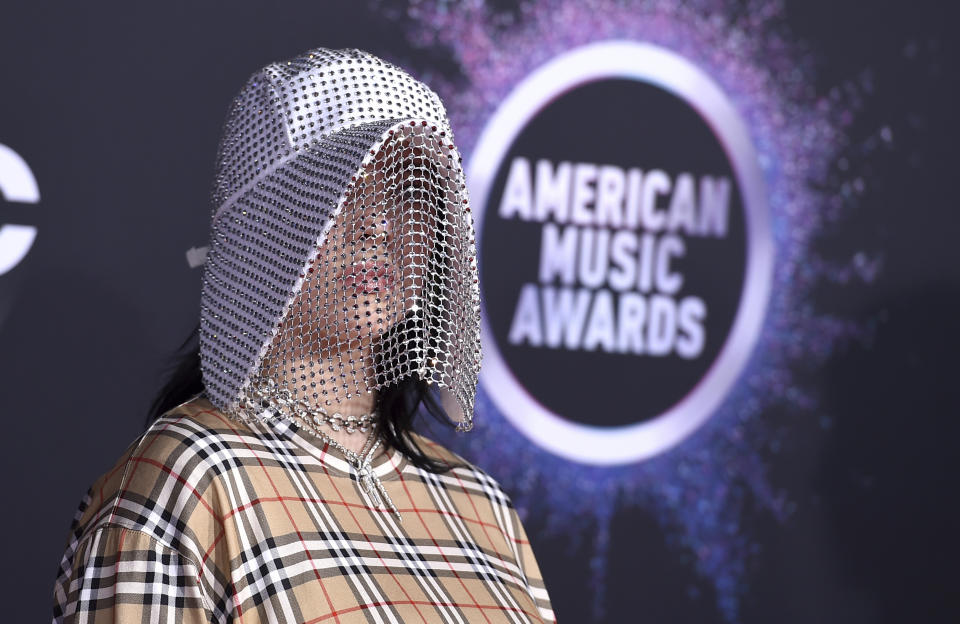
[371,0,881,619]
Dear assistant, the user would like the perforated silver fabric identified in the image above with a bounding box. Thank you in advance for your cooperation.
[198,48,481,430]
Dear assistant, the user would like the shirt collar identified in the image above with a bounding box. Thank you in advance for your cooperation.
[258,412,408,481]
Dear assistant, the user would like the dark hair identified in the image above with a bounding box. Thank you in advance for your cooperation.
[146,320,465,474]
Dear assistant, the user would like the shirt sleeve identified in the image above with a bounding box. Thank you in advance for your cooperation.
[507,506,557,623]
[53,525,213,624]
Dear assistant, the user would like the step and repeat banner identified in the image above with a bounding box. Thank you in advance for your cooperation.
[2,1,956,622]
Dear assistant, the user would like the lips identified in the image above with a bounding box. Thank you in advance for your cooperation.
[343,259,395,294]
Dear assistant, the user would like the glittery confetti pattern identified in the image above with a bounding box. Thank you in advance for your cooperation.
[372,0,878,620]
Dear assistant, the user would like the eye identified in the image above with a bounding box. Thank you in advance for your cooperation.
[359,220,384,243]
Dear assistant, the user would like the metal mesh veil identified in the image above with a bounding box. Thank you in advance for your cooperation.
[198,48,481,430]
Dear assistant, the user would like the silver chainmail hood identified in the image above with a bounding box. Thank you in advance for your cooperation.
[198,47,482,430]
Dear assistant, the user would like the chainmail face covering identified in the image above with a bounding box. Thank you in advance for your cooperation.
[198,48,481,431]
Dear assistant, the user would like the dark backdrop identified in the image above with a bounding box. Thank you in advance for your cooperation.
[1,1,957,622]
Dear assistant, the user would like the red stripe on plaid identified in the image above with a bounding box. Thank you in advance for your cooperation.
[224,495,521,534]
[315,443,434,623]
[129,456,224,525]
[209,407,342,624]
[395,466,494,624]
[302,598,544,623]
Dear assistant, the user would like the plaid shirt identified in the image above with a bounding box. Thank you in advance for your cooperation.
[52,396,555,623]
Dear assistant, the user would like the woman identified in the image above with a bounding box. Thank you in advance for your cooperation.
[52,47,555,623]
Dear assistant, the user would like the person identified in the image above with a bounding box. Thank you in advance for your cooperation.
[52,47,556,623]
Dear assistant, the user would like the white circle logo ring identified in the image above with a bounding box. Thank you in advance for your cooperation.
[468,40,773,466]
[0,144,40,276]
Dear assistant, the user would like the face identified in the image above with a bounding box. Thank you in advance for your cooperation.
[260,134,439,396]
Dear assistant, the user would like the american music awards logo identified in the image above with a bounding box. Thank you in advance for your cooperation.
[469,41,773,465]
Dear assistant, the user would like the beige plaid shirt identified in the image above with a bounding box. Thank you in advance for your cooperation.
[53,396,555,623]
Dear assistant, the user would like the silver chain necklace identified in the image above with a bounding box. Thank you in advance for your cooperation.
[230,376,402,521]
[242,376,378,434]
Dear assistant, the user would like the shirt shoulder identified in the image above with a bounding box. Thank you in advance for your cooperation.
[63,395,258,560]
[403,432,523,548]
[403,433,556,622]
[53,524,212,623]
[54,395,252,623]
[406,431,515,504]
